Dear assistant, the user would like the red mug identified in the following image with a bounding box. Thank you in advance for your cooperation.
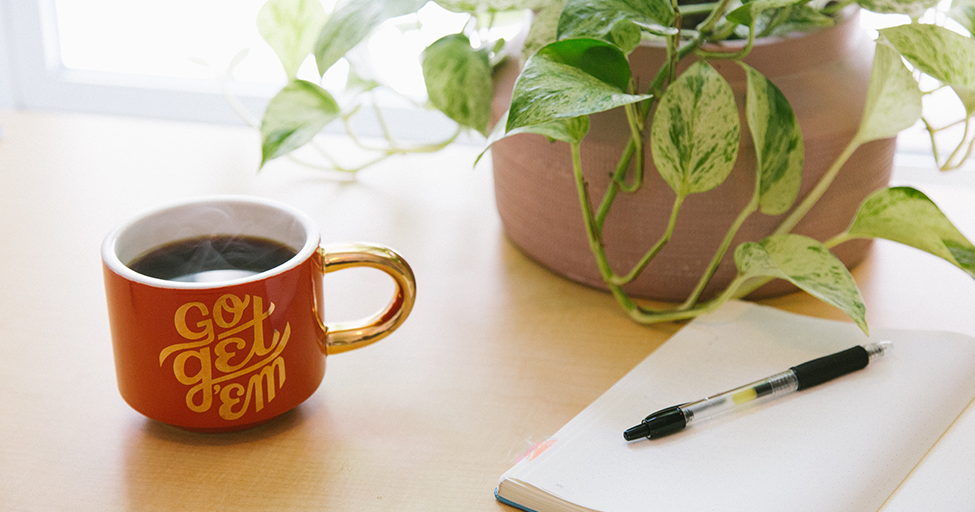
[102,196,416,432]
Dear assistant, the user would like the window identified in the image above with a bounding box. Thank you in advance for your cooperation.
[1,0,972,182]
[0,0,471,137]
[3,0,282,123]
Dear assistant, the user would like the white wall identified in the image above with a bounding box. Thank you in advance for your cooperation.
[0,0,16,109]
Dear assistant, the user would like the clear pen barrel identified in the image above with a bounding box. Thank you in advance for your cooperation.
[680,370,799,425]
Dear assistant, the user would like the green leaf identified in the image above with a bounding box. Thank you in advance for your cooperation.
[855,42,922,144]
[729,2,834,38]
[421,34,493,135]
[881,24,975,115]
[857,0,938,18]
[523,0,564,57]
[606,20,643,54]
[434,0,554,12]
[506,38,651,131]
[497,110,589,143]
[476,110,589,165]
[949,0,975,35]
[741,63,803,215]
[735,234,868,334]
[726,0,805,26]
[881,23,975,88]
[650,61,740,197]
[764,5,834,36]
[257,0,328,80]
[846,186,975,279]
[952,86,975,116]
[260,80,340,167]
[557,0,677,50]
[345,65,382,95]
[314,0,427,76]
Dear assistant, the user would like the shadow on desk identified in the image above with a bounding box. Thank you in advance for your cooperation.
[121,404,331,509]
[135,406,312,447]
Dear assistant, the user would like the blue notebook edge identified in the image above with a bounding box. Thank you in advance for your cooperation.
[495,487,539,512]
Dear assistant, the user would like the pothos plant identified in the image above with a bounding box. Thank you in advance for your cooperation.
[253,0,975,333]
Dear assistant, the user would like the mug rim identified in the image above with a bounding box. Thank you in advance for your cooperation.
[101,195,319,290]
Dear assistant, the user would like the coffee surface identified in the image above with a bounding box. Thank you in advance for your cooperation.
[128,235,298,282]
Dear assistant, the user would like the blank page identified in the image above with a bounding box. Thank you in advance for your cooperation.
[499,302,975,512]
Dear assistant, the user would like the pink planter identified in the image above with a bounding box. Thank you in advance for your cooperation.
[490,10,894,301]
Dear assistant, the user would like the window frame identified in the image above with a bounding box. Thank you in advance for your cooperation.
[1,0,270,124]
[0,0,970,181]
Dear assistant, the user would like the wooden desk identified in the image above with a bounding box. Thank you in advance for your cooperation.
[1,110,973,511]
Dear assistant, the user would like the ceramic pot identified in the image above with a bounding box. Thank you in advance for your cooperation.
[490,9,894,301]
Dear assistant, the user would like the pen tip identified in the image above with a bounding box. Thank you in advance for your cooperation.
[623,423,650,441]
[867,341,893,361]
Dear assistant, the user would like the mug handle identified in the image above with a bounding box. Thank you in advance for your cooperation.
[316,243,416,355]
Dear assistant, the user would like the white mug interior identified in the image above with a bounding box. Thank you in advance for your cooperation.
[102,196,319,289]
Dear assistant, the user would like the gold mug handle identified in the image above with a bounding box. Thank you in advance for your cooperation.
[317,244,416,355]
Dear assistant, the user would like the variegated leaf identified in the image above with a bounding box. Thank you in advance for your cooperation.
[314,0,426,76]
[434,0,556,12]
[558,0,677,51]
[506,38,650,131]
[650,61,740,197]
[523,0,563,57]
[741,63,803,215]
[846,187,975,278]
[260,80,340,167]
[949,0,975,35]
[726,0,807,26]
[858,0,938,17]
[421,34,493,135]
[855,42,922,144]
[735,234,868,334]
[476,110,589,165]
[881,24,975,115]
[257,0,328,81]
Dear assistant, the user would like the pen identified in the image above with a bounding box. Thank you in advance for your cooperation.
[623,342,892,442]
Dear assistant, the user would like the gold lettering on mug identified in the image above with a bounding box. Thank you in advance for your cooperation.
[160,293,289,420]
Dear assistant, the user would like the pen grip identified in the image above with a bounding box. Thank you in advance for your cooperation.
[791,346,869,390]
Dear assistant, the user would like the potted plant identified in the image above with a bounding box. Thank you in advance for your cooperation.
[250,0,975,333]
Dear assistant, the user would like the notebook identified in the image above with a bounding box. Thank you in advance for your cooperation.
[495,301,975,512]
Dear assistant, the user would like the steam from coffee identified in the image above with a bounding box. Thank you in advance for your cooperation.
[128,235,297,283]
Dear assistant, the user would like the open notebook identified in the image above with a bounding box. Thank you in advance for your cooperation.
[496,302,975,512]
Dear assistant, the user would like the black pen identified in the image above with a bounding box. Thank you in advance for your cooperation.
[623,342,893,442]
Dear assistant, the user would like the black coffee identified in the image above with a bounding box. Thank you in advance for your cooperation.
[129,235,298,283]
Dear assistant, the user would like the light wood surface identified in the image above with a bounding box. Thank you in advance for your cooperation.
[1,110,973,511]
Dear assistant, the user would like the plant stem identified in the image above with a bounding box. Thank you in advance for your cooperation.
[578,12,731,321]
[941,115,975,170]
[758,6,794,38]
[824,231,856,248]
[617,102,645,194]
[595,30,705,229]
[285,153,358,178]
[695,21,756,60]
[726,137,866,302]
[571,142,651,314]
[697,0,737,35]
[596,139,637,228]
[822,0,857,15]
[679,2,721,16]
[680,195,759,309]
[774,137,861,236]
[219,77,262,129]
[624,279,745,324]
[572,142,611,276]
[924,117,944,167]
[608,194,686,285]
[341,113,462,155]
[575,0,757,323]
